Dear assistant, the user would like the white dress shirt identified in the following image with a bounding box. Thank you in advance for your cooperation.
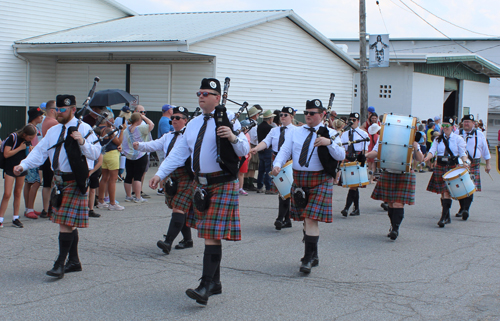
[341,127,369,152]
[273,124,345,171]
[457,129,491,160]
[428,132,467,157]
[155,110,250,180]
[136,127,186,156]
[20,116,101,172]
[262,123,297,153]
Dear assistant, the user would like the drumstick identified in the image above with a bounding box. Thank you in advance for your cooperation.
[488,172,494,181]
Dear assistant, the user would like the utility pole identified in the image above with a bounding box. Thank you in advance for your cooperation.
[359,0,368,123]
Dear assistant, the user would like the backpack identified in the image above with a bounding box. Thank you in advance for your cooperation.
[0,133,18,169]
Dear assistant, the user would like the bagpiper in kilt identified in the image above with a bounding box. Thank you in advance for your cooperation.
[250,106,296,230]
[367,137,423,240]
[423,117,469,228]
[272,99,345,274]
[135,106,194,254]
[340,112,369,217]
[149,78,249,305]
[16,94,102,279]
[454,114,492,220]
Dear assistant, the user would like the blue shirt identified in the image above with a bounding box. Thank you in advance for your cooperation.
[158,117,173,138]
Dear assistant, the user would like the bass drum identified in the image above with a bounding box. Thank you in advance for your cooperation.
[377,114,417,173]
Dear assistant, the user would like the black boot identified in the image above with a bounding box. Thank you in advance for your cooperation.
[186,245,222,305]
[65,229,82,273]
[456,198,465,217]
[381,202,389,211]
[209,260,222,296]
[186,277,211,305]
[438,199,452,228]
[461,195,473,221]
[247,177,257,191]
[47,232,74,279]
[175,222,193,249]
[157,212,185,254]
[389,208,404,240]
[300,235,318,274]
[342,190,355,216]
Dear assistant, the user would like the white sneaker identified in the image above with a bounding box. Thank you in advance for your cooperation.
[108,204,125,211]
[125,196,134,202]
[96,202,109,209]
[134,197,148,203]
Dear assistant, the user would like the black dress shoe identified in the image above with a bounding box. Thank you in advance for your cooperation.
[389,230,398,240]
[208,281,222,296]
[349,209,360,216]
[40,210,49,218]
[175,239,193,250]
[157,238,172,254]
[341,208,348,217]
[300,259,312,274]
[46,261,65,279]
[282,220,292,228]
[461,210,469,221]
[381,202,389,211]
[186,280,210,305]
[64,260,82,273]
[246,185,257,191]
[455,210,463,217]
[437,219,446,228]
[88,210,101,218]
[274,219,282,230]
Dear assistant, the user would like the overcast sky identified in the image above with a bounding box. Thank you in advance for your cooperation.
[115,0,500,39]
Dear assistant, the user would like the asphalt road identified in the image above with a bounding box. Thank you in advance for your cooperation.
[0,160,499,320]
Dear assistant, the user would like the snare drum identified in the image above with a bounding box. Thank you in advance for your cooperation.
[341,161,369,188]
[443,166,476,200]
[377,114,417,173]
[271,160,293,200]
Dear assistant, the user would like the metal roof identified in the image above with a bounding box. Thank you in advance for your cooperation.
[101,0,137,16]
[331,37,500,42]
[14,10,359,70]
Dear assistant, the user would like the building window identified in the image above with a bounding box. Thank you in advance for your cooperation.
[379,85,392,98]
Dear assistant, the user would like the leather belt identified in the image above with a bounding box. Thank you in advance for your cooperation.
[195,174,235,186]
[54,172,76,182]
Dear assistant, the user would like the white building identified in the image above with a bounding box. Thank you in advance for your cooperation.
[3,4,359,137]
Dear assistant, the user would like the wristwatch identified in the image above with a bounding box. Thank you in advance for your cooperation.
[464,159,471,165]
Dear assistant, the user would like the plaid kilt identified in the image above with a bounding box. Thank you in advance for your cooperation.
[188,171,241,241]
[470,158,481,191]
[248,144,260,171]
[427,164,456,194]
[51,180,89,228]
[291,170,333,223]
[371,171,416,205]
[165,166,193,213]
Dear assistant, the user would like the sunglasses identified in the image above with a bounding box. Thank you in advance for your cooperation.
[196,91,219,97]
[171,116,186,121]
[55,107,69,113]
[304,111,321,116]
[279,113,290,117]
[349,118,358,121]
[139,111,146,114]
[442,124,452,128]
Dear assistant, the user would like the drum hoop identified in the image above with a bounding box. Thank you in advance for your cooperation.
[343,181,370,188]
[343,161,361,167]
[443,165,469,181]
[454,188,476,200]
[283,160,293,168]
[281,193,291,200]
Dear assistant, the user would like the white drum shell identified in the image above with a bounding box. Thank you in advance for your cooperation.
[342,162,369,188]
[443,167,476,200]
[378,114,416,173]
[272,162,294,200]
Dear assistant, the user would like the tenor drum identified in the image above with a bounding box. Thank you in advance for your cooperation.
[271,160,293,200]
[443,166,476,200]
[377,114,417,173]
[341,161,369,188]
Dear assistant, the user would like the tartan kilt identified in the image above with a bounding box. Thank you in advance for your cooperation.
[427,164,456,194]
[248,144,259,171]
[470,158,481,191]
[51,180,89,228]
[188,171,241,241]
[165,167,194,213]
[371,171,416,205]
[291,170,333,223]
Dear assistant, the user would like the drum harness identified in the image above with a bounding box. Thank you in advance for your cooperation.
[459,129,477,162]
[437,136,458,166]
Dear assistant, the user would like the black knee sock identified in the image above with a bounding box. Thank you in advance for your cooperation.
[303,235,319,262]
[392,208,404,231]
[180,222,192,241]
[463,195,473,211]
[353,189,360,210]
[441,199,452,219]
[213,250,222,283]
[166,212,185,243]
[345,190,354,209]
[57,232,74,264]
[278,198,290,221]
[202,245,222,282]
[68,229,79,262]
[387,207,394,227]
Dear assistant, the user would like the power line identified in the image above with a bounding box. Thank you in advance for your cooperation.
[376,1,399,61]
[408,0,500,38]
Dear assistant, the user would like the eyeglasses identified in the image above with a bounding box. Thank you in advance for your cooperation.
[139,111,146,114]
[55,107,68,113]
[171,116,186,121]
[279,113,290,117]
[349,118,357,121]
[442,124,452,128]
[304,111,321,116]
[196,91,219,97]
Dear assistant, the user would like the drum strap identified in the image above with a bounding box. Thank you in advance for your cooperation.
[442,135,455,158]
[460,129,477,160]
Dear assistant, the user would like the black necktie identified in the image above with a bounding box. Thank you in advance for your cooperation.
[298,127,315,167]
[278,127,286,151]
[347,129,355,156]
[166,131,180,156]
[193,115,211,173]
[52,125,66,171]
